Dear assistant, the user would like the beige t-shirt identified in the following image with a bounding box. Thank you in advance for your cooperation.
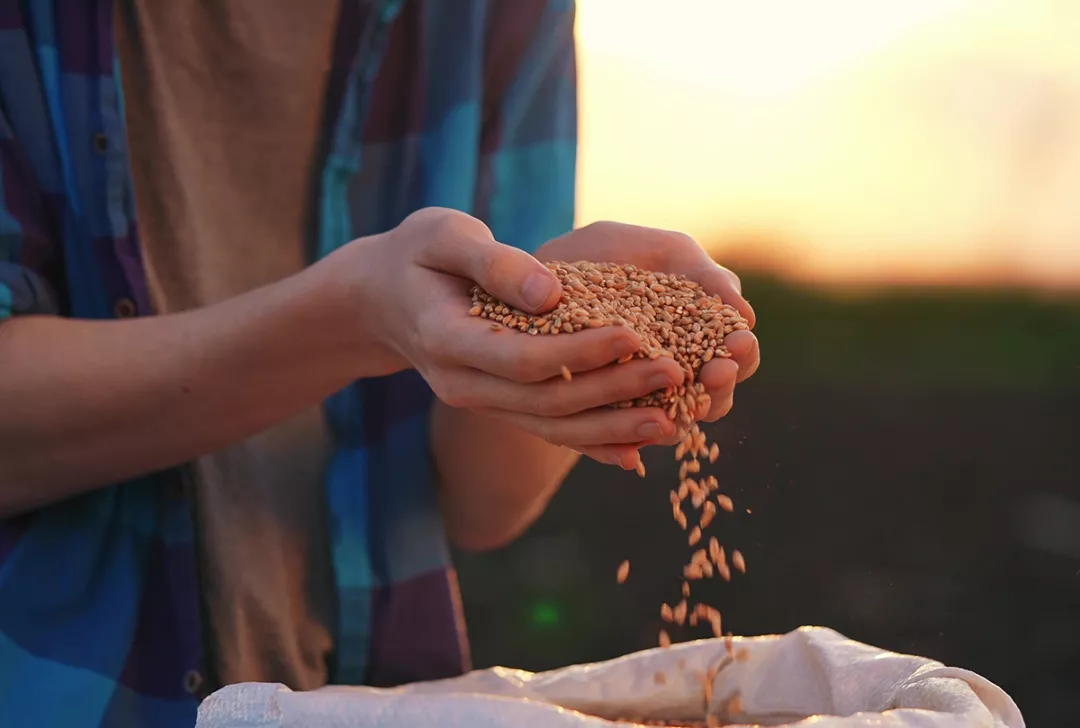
[116,0,341,691]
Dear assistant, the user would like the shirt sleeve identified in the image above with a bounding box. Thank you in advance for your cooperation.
[0,110,63,321]
[475,0,578,255]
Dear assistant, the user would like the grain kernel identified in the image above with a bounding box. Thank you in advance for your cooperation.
[732,549,746,573]
[700,501,717,528]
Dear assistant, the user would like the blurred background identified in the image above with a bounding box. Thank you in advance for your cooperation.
[456,2,1080,726]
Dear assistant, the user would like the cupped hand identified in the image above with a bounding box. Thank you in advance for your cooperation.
[348,208,687,465]
[531,221,760,466]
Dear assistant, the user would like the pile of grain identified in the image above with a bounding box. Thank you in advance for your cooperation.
[469,260,752,726]
[469,261,748,436]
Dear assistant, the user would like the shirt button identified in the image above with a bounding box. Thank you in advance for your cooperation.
[183,669,203,695]
[92,133,109,156]
[113,298,137,318]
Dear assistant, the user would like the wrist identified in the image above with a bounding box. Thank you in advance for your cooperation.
[300,234,409,379]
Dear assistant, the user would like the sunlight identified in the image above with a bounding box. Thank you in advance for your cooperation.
[576,0,978,99]
[574,0,1080,288]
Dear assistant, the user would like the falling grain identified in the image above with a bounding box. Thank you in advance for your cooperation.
[673,599,687,626]
[709,537,722,564]
[708,609,723,638]
[732,549,746,573]
[700,501,717,528]
[467,261,759,682]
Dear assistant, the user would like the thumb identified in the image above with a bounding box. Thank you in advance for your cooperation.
[415,215,561,313]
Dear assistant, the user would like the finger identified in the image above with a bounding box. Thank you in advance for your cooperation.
[540,221,698,271]
[685,261,756,329]
[414,211,562,313]
[442,356,685,416]
[484,405,676,447]
[722,330,760,383]
[579,444,644,470]
[698,358,738,422]
[445,318,647,383]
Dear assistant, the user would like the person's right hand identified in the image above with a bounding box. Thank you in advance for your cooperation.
[334,207,686,468]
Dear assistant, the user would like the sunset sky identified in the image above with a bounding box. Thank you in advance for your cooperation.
[574,0,1080,288]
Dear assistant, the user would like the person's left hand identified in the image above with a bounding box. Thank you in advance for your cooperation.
[531,221,760,465]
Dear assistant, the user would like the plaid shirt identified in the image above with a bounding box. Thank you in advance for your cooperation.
[0,1,576,726]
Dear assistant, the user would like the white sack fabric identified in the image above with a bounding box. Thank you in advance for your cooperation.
[196,626,1024,728]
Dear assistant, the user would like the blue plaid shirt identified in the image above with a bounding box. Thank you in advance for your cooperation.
[0,0,577,725]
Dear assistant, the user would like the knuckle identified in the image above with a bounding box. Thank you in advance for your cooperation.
[584,220,618,235]
[440,391,470,410]
[451,385,484,410]
[408,207,492,246]
[616,414,644,440]
[416,313,454,360]
[667,230,702,255]
[442,209,491,240]
[475,245,503,284]
[536,387,572,417]
[532,417,558,443]
[429,375,464,408]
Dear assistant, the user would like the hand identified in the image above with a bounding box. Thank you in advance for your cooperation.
[342,208,687,466]
[528,221,760,465]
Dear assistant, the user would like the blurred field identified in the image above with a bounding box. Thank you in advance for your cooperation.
[456,271,1080,727]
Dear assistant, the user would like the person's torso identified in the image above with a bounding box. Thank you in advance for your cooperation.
[0,1,575,725]
[0,2,490,724]
[116,0,341,693]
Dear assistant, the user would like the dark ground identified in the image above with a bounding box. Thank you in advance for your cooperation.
[455,275,1080,728]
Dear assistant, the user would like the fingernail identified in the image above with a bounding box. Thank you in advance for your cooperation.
[647,373,674,391]
[606,453,625,467]
[637,421,663,439]
[521,272,556,310]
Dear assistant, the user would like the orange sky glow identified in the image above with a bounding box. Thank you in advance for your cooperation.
[574,0,1080,289]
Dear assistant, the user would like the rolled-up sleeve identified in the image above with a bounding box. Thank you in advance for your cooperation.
[0,114,62,320]
[476,0,578,254]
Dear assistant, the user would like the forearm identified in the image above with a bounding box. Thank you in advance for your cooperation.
[431,398,580,552]
[0,253,381,515]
